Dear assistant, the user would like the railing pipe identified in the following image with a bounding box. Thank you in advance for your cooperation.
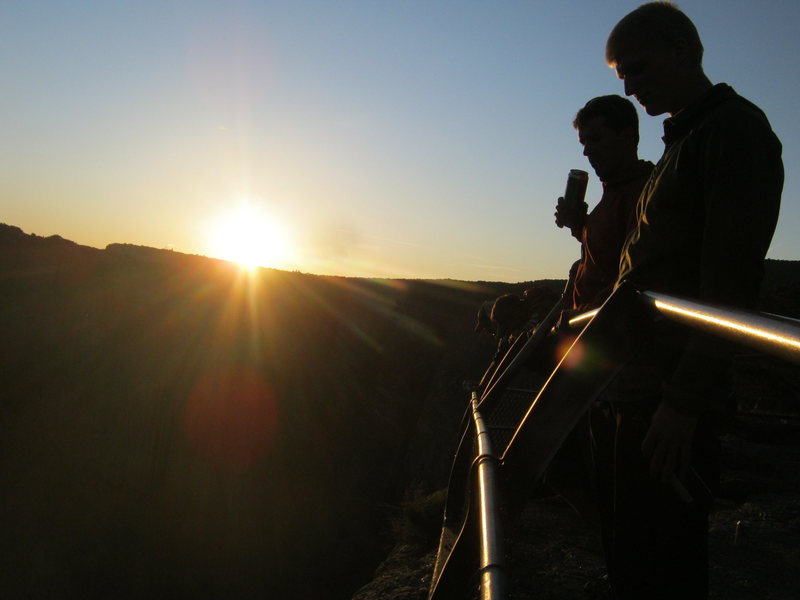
[441,289,800,600]
[480,295,567,407]
[470,391,507,600]
[641,291,800,366]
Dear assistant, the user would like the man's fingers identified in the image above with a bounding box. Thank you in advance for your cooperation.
[668,475,694,504]
[675,442,691,480]
[660,445,679,483]
[647,440,675,482]
[644,433,664,480]
[555,197,568,228]
[643,430,681,483]
[644,401,699,483]
[648,448,663,481]
[642,426,656,458]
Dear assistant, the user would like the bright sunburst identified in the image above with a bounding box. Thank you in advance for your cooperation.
[207,202,293,269]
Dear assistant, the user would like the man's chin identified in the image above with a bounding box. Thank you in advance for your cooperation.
[642,102,668,116]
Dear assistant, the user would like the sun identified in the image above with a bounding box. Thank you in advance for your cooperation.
[207,202,293,269]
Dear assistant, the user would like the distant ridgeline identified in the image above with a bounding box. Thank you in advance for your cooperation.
[1,222,797,312]
[0,222,82,248]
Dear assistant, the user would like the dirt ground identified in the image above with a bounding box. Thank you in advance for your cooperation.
[352,413,800,600]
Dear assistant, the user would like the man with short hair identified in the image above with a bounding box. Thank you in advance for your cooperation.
[555,95,654,311]
[545,96,653,526]
[594,3,783,598]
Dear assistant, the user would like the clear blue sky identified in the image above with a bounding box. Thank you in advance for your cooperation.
[3,0,798,281]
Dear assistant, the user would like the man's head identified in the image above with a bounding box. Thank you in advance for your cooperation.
[490,294,529,339]
[606,2,707,116]
[573,95,639,183]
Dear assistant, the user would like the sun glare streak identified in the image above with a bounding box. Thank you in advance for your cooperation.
[324,276,443,347]
[207,202,293,270]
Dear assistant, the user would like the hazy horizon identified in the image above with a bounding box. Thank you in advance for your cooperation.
[4,1,799,282]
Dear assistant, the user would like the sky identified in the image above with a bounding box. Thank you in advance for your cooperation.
[3,0,799,282]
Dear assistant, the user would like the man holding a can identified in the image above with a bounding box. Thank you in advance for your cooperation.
[590,3,783,598]
[543,95,654,531]
[554,95,654,313]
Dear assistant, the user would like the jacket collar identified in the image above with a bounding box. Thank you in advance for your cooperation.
[662,83,735,145]
[602,159,653,188]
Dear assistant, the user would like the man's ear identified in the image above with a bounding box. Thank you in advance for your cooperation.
[672,37,692,67]
[619,125,639,148]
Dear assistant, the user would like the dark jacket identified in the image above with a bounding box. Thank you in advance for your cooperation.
[572,159,654,311]
[618,83,783,415]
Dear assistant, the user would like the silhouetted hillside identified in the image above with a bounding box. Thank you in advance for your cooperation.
[0,224,529,599]
[2,224,798,599]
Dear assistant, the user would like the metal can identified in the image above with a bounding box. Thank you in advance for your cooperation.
[564,169,589,210]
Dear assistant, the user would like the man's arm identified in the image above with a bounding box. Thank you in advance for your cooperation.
[666,109,783,413]
[643,107,783,480]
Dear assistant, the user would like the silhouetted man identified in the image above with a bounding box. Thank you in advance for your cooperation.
[545,96,654,524]
[555,95,654,312]
[593,3,783,598]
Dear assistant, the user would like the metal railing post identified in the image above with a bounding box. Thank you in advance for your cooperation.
[471,391,507,600]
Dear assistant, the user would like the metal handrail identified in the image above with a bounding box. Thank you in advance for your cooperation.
[641,291,800,366]
[480,295,566,407]
[470,391,507,600]
[565,292,800,367]
[436,289,800,600]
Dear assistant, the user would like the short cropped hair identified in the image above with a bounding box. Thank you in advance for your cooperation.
[606,2,704,67]
[573,95,639,143]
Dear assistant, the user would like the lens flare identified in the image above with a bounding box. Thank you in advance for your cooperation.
[185,366,279,468]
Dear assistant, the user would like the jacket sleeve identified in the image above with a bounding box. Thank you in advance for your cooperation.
[664,109,783,416]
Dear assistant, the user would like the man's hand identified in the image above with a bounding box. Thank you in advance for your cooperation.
[641,401,698,483]
[554,196,588,231]
[555,308,580,332]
